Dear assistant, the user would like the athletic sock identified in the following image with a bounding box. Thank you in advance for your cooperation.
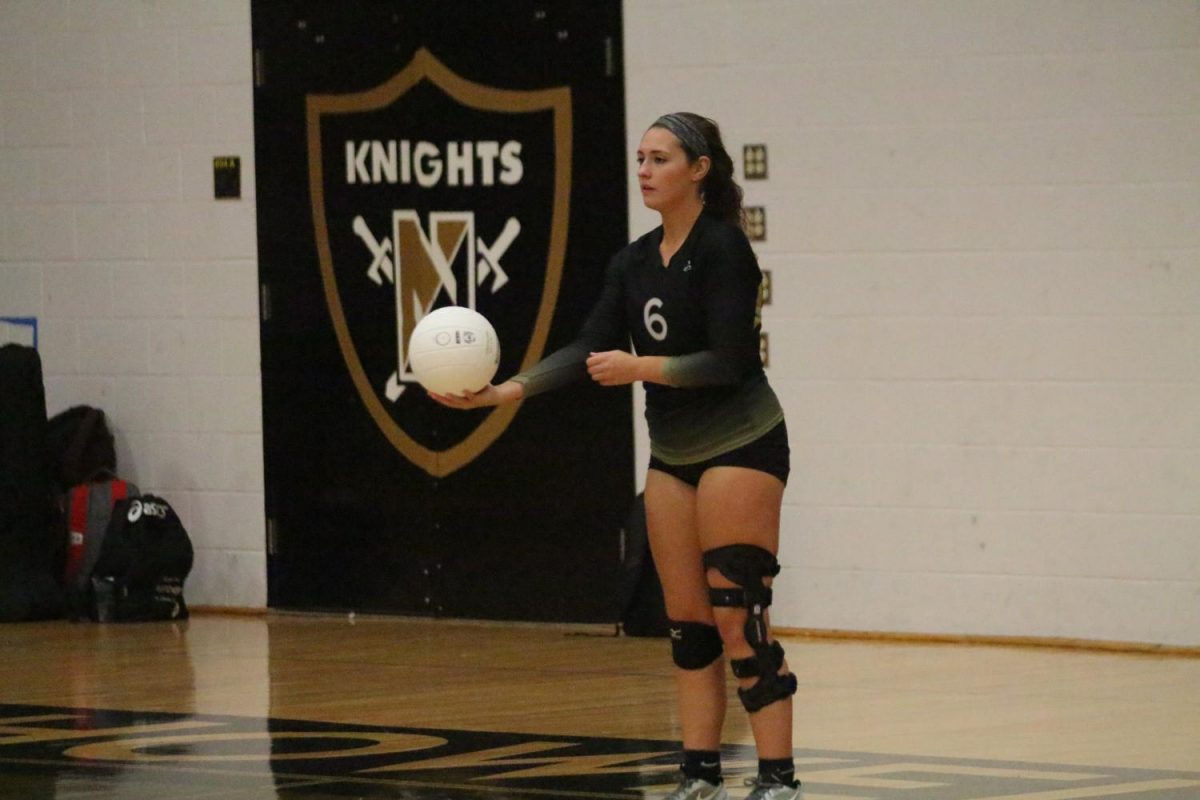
[758,757,797,787]
[682,749,722,785]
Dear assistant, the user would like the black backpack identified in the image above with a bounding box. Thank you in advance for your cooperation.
[88,495,193,622]
[46,405,117,493]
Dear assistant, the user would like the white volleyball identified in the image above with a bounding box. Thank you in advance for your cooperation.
[407,306,500,395]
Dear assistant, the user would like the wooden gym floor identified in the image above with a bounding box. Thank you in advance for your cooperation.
[0,613,1198,799]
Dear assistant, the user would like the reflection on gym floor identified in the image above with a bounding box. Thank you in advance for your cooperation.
[1,614,1198,799]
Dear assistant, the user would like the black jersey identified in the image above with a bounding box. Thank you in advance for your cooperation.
[513,213,783,463]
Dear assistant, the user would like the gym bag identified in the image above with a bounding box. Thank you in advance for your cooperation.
[63,477,138,619]
[0,344,62,622]
[615,493,669,637]
[87,495,193,622]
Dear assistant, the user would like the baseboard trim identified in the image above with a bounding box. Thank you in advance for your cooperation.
[774,626,1200,658]
[185,609,1197,657]
[189,606,268,617]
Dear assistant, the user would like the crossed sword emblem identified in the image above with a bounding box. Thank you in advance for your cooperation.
[352,214,518,292]
[351,214,519,400]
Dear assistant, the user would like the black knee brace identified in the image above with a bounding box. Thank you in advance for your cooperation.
[669,620,723,670]
[703,544,797,713]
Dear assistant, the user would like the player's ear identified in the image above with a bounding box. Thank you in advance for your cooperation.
[691,155,711,183]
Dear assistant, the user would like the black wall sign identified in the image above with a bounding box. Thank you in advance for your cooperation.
[252,1,632,622]
[213,156,241,199]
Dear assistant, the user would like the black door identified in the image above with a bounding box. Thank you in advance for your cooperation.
[251,1,632,622]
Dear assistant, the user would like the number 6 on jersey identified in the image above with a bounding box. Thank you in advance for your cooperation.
[644,297,668,341]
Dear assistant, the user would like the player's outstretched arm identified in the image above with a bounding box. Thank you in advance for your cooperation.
[428,380,524,409]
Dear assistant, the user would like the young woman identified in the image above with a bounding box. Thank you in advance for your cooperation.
[431,112,799,800]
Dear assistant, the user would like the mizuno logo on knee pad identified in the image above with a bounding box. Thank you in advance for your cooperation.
[668,620,723,670]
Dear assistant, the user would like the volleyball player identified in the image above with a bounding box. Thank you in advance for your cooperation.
[431,112,800,800]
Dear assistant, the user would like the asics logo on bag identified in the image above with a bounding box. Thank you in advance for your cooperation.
[127,499,168,523]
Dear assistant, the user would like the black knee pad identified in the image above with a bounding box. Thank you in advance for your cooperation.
[669,620,723,670]
[703,544,795,712]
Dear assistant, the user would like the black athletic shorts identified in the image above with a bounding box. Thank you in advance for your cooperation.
[648,420,790,487]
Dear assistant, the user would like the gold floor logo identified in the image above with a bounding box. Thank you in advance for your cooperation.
[306,49,572,477]
[3,705,1199,798]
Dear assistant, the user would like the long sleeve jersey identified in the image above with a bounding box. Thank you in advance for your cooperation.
[511,212,783,464]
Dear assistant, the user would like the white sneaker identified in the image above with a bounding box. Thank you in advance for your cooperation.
[663,776,729,800]
[743,776,802,800]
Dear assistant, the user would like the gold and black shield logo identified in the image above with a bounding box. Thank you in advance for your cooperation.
[306,49,571,477]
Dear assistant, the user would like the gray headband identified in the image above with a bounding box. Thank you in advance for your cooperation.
[652,113,710,159]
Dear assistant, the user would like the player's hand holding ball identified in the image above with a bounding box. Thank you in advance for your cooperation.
[408,306,520,408]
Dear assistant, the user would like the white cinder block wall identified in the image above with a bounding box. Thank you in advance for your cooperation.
[625,0,1199,647]
[2,1,1196,646]
[0,0,265,609]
